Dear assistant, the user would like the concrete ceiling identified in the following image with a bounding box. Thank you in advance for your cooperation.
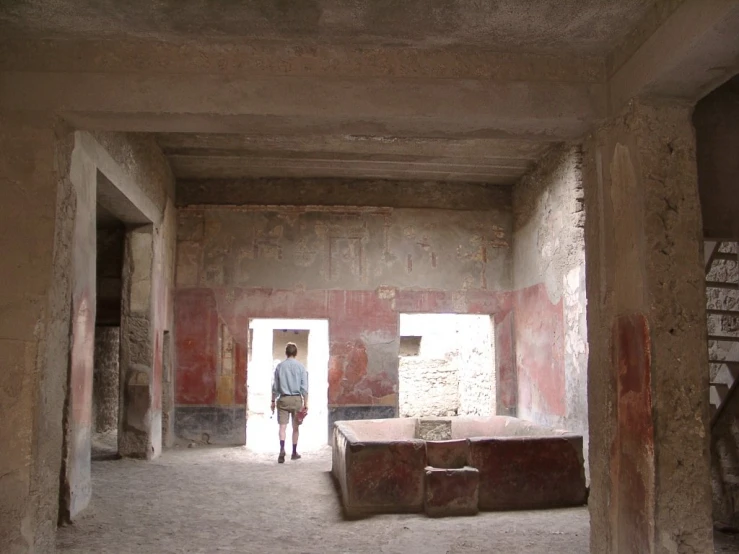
[9,0,725,188]
[1,0,656,54]
[155,133,550,184]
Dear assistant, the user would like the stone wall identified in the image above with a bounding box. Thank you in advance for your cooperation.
[707,243,739,527]
[93,327,120,433]
[398,313,496,418]
[457,318,497,417]
[399,358,459,417]
[0,113,72,553]
[174,188,512,443]
[582,99,713,553]
[0,121,177,549]
[511,144,589,469]
[61,131,177,518]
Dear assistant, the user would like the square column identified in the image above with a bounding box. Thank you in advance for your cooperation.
[119,226,158,458]
[584,99,713,553]
[0,113,76,550]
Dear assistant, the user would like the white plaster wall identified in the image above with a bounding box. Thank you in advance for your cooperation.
[399,358,459,417]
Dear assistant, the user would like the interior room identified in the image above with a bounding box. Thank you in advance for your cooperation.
[2,2,739,553]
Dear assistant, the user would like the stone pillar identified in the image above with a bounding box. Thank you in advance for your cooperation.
[0,113,79,551]
[161,330,175,448]
[61,134,98,520]
[583,99,713,553]
[94,327,120,432]
[118,226,157,458]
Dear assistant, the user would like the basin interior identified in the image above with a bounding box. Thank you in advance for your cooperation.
[338,416,572,441]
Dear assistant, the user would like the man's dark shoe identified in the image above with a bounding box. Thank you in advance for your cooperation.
[278,451,286,464]
[291,453,301,461]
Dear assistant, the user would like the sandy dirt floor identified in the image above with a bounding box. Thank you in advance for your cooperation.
[60,440,739,554]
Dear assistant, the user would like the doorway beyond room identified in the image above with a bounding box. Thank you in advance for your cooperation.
[246,318,329,452]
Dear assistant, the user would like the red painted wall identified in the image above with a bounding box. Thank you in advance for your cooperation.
[513,283,566,418]
[611,313,654,552]
[174,287,521,412]
[174,284,571,438]
[175,289,219,405]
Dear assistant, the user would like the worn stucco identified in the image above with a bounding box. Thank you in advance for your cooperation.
[175,192,513,443]
[0,122,177,552]
[0,112,74,553]
[398,313,495,418]
[583,99,713,553]
[93,327,120,433]
[176,205,511,292]
[398,314,495,418]
[512,144,589,476]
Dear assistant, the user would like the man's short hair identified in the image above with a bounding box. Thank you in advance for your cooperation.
[285,342,298,357]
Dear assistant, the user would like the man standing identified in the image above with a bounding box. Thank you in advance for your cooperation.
[271,342,309,463]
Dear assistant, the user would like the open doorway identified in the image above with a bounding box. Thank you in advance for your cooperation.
[398,313,495,418]
[246,319,329,452]
[91,204,125,460]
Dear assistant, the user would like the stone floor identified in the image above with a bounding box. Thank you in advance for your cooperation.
[60,444,739,554]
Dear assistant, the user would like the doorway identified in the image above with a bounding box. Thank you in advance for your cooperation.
[91,205,125,460]
[246,318,329,452]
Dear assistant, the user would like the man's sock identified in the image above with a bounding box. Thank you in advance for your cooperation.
[280,440,285,452]
[292,443,298,455]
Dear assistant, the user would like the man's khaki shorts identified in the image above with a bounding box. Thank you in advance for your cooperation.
[277,395,303,427]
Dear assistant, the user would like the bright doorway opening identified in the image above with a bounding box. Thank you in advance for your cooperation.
[246,318,329,452]
[398,313,496,418]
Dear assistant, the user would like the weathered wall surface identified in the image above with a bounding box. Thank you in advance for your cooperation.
[706,246,739,527]
[176,206,510,292]
[0,112,74,553]
[60,132,98,521]
[0,120,178,552]
[512,145,589,466]
[398,313,495,418]
[694,76,739,239]
[583,99,713,553]
[102,131,178,460]
[399,358,459,417]
[179,179,512,211]
[93,327,120,433]
[59,131,177,518]
[175,196,512,442]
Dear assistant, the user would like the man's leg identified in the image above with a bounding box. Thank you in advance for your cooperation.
[290,396,301,460]
[291,417,300,460]
[277,399,289,463]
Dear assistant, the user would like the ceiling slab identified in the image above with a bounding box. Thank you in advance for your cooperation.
[156,133,550,183]
[1,0,656,55]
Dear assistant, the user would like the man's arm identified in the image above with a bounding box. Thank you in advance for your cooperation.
[300,367,309,410]
[271,366,280,402]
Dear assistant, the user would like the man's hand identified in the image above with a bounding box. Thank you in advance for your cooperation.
[270,399,276,414]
